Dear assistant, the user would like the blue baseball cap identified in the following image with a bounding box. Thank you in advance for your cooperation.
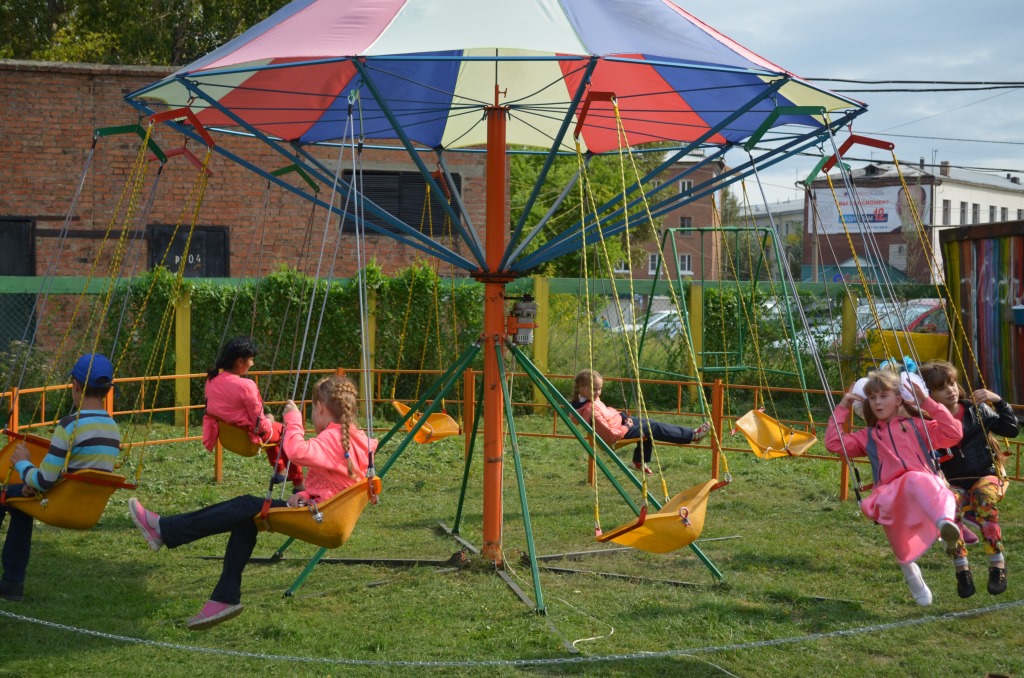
[69,353,114,387]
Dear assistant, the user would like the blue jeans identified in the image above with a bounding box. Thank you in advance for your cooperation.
[159,494,286,605]
[624,418,695,463]
[0,484,33,585]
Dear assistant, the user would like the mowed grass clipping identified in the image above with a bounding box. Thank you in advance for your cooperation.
[1,415,1022,678]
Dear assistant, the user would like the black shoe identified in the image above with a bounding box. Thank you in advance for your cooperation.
[988,566,1007,595]
[956,568,975,599]
[270,473,286,486]
[0,579,24,602]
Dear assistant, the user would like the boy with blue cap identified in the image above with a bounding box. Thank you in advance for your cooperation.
[0,353,121,601]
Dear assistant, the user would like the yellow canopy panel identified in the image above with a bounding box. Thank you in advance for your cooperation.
[733,410,817,459]
[596,479,719,553]
[391,401,462,444]
[255,476,381,549]
[0,432,128,530]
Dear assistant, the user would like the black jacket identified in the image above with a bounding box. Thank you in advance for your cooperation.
[938,399,1019,491]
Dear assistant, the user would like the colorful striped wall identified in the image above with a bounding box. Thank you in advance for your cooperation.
[941,222,1024,405]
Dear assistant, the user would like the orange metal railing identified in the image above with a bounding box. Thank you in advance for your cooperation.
[4,367,1020,495]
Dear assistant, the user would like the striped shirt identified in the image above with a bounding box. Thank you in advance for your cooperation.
[15,409,121,491]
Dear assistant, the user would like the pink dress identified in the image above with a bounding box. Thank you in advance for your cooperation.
[825,397,963,564]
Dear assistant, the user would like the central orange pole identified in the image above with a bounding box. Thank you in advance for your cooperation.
[481,92,509,564]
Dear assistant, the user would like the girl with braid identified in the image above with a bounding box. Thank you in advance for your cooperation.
[128,375,374,630]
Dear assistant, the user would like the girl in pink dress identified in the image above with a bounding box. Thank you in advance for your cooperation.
[825,369,963,606]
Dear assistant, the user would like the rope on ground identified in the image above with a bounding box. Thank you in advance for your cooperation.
[1,597,1022,668]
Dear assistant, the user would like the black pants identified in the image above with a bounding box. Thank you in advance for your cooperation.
[159,494,287,605]
[0,484,32,586]
[624,418,695,463]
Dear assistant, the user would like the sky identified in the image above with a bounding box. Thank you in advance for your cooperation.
[677,0,1024,204]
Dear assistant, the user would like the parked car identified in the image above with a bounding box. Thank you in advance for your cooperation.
[647,311,683,336]
[609,310,672,334]
[767,317,842,352]
[769,300,948,357]
[857,299,943,335]
[863,299,949,363]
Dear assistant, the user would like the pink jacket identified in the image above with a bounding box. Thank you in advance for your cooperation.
[281,408,376,503]
[574,398,630,445]
[202,372,273,452]
[825,397,962,486]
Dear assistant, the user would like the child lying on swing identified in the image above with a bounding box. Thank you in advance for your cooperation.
[129,375,374,630]
[825,368,963,606]
[202,336,304,492]
[570,369,710,475]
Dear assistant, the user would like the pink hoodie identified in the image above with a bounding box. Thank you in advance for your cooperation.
[202,372,273,452]
[825,397,962,486]
[281,408,377,504]
[574,398,630,445]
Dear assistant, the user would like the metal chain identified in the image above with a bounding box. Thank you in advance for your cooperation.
[1,598,1021,668]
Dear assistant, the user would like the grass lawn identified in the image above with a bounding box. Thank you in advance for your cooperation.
[1,415,1022,677]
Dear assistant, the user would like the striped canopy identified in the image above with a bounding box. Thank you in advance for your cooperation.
[128,0,863,154]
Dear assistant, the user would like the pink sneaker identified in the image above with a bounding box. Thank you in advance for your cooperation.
[631,461,653,476]
[187,600,244,631]
[691,422,711,443]
[128,498,163,551]
[961,523,980,545]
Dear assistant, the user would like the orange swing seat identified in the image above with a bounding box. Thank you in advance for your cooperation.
[733,410,817,459]
[0,430,130,530]
[255,476,382,549]
[596,479,721,553]
[391,401,462,444]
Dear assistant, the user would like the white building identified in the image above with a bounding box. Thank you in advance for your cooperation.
[748,197,805,242]
[805,160,1024,283]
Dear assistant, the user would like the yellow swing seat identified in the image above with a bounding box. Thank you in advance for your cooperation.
[0,431,130,530]
[596,479,721,553]
[733,410,817,459]
[391,401,462,444]
[216,419,270,458]
[255,476,382,549]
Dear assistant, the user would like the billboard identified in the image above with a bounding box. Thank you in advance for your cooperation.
[811,184,930,235]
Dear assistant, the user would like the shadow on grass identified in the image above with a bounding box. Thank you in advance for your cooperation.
[0,523,162,660]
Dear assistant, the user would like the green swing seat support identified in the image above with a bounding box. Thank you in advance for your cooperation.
[507,343,725,582]
[635,226,816,419]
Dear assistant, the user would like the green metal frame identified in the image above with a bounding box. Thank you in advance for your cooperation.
[636,226,815,418]
[277,342,482,596]
[452,377,485,534]
[494,339,545,613]
[507,343,724,582]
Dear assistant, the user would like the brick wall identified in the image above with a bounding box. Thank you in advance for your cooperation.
[0,60,491,281]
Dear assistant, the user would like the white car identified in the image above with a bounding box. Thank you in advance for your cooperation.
[610,310,672,334]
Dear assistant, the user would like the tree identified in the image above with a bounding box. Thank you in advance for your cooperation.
[509,149,667,277]
[0,1,291,66]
